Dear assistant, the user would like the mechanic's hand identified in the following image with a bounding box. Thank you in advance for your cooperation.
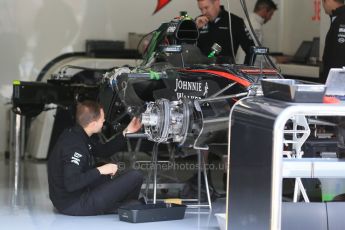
[195,16,209,29]
[125,117,142,134]
[97,163,118,176]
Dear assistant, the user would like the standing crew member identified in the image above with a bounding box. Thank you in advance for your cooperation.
[48,100,143,216]
[246,0,277,45]
[320,0,345,83]
[238,0,277,66]
[195,0,254,64]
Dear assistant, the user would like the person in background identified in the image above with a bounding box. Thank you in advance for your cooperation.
[237,0,277,66]
[320,0,345,83]
[48,100,143,216]
[246,0,277,45]
[195,0,254,64]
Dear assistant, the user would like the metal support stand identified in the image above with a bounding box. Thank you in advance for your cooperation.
[187,150,213,209]
[9,111,25,207]
[200,150,212,210]
[153,144,158,204]
[283,115,310,203]
[145,146,212,210]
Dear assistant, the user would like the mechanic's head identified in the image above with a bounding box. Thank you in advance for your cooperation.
[197,0,221,22]
[254,0,278,24]
[322,0,344,15]
[76,100,105,135]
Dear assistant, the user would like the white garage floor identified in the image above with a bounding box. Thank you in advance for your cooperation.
[0,157,225,230]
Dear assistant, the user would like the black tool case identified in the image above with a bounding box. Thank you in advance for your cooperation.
[118,203,187,223]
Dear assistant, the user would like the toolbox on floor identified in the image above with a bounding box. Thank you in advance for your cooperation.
[118,203,187,223]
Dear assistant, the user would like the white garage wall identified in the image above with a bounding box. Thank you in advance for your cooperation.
[278,0,320,55]
[0,0,201,85]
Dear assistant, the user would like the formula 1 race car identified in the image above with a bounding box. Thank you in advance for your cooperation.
[12,13,340,205]
[12,16,282,150]
[97,15,283,149]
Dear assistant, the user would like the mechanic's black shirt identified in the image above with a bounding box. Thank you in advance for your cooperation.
[321,5,345,83]
[48,124,126,211]
[197,6,254,64]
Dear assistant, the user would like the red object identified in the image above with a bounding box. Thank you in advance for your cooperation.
[323,96,340,104]
[312,0,321,21]
[181,69,251,87]
[153,0,171,14]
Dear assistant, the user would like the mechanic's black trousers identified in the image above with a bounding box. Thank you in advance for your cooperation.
[60,169,143,216]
